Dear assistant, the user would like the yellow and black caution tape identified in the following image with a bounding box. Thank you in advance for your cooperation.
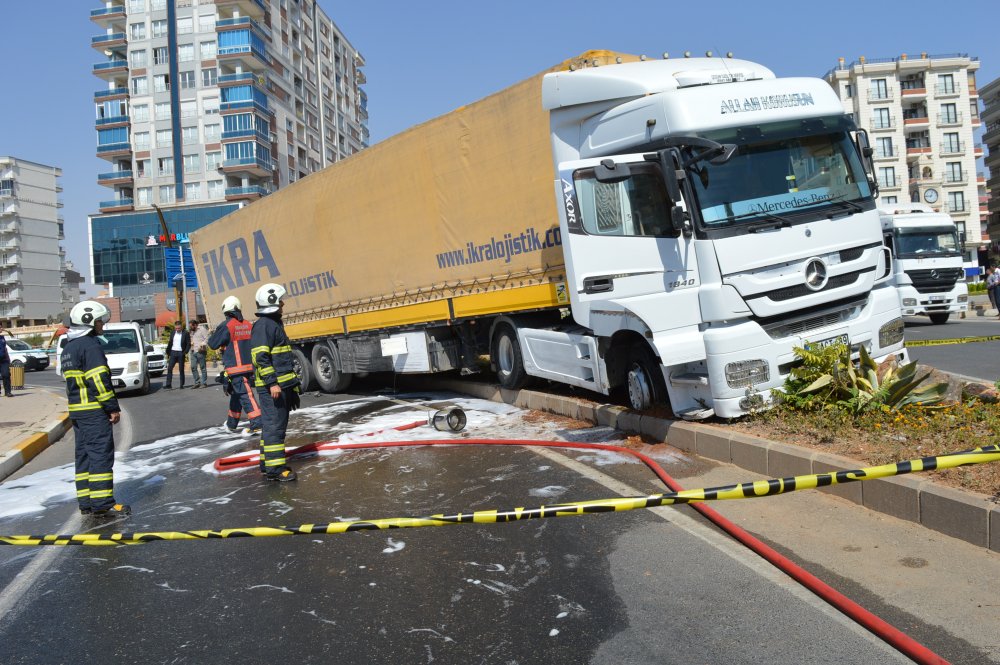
[906,335,1000,348]
[2,445,998,547]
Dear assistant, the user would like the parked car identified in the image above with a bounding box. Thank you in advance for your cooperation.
[147,343,166,377]
[4,339,49,371]
[56,322,150,395]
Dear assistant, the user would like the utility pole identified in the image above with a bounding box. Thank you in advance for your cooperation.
[152,204,186,328]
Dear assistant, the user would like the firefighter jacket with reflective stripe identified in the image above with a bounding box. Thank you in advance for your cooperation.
[62,334,120,417]
[250,314,300,390]
[208,311,255,376]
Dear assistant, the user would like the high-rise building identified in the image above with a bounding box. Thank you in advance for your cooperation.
[981,75,1000,249]
[0,157,67,327]
[824,53,985,265]
[89,0,368,316]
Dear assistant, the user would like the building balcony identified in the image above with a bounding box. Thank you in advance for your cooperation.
[867,88,894,102]
[90,5,126,25]
[97,170,134,185]
[934,85,961,98]
[902,116,929,130]
[1,271,22,285]
[974,143,984,157]
[221,156,273,177]
[2,253,21,266]
[96,115,129,128]
[220,98,270,115]
[982,125,1000,143]
[0,237,20,251]
[99,198,134,212]
[937,112,962,127]
[221,128,271,144]
[214,0,266,19]
[93,59,128,79]
[0,220,18,233]
[906,145,932,157]
[91,32,126,51]
[96,142,131,159]
[216,16,270,40]
[224,185,272,201]
[943,175,968,186]
[869,117,895,131]
[878,177,902,190]
[873,148,897,160]
[939,141,965,156]
[218,71,265,88]
[217,32,269,71]
[94,87,129,101]
[909,176,939,188]
[900,86,927,99]
[0,204,18,217]
[946,203,968,215]
[0,186,12,198]
[984,151,1000,169]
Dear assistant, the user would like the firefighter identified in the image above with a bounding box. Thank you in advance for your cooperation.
[62,301,130,517]
[207,295,262,436]
[250,283,300,481]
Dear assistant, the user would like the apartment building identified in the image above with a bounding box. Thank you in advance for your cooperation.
[90,0,368,310]
[982,75,1000,246]
[824,53,985,265]
[0,157,68,327]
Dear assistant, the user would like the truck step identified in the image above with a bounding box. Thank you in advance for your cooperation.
[676,407,715,421]
[669,372,709,387]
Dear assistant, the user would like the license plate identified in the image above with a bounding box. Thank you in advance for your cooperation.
[806,333,849,351]
[929,295,945,301]
[113,379,124,388]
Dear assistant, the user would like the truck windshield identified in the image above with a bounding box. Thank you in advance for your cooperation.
[893,227,960,257]
[99,330,140,354]
[688,116,872,230]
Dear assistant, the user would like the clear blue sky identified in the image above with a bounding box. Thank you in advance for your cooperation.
[1,1,996,290]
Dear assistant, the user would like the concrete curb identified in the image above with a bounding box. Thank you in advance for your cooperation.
[0,415,71,484]
[425,378,1000,554]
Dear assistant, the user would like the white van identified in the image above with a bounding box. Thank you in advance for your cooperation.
[57,322,151,395]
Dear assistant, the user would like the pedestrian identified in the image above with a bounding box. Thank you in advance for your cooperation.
[208,296,262,435]
[189,319,209,388]
[251,283,300,481]
[0,328,12,398]
[163,320,190,389]
[62,301,130,517]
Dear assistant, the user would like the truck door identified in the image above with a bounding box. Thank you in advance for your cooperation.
[555,155,697,332]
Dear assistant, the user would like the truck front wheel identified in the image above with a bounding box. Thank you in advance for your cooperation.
[312,344,352,393]
[492,325,530,390]
[929,312,950,325]
[625,343,667,411]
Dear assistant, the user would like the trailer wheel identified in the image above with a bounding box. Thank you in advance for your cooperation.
[929,312,950,325]
[312,344,352,393]
[292,348,317,392]
[625,343,666,411]
[492,325,530,389]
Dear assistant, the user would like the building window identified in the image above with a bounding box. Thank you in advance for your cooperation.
[947,191,965,213]
[180,101,197,119]
[176,17,193,35]
[938,73,955,94]
[872,107,891,129]
[200,41,217,60]
[151,0,165,8]
[136,159,151,177]
[205,151,222,171]
[182,126,199,145]
[183,154,201,173]
[945,162,963,183]
[158,185,174,204]
[883,195,897,205]
[134,131,150,150]
[155,129,172,147]
[878,166,896,188]
[130,50,148,68]
[198,14,216,33]
[204,124,221,141]
[201,68,217,87]
[871,78,889,100]
[132,104,150,122]
[128,0,145,12]
[208,180,224,198]
[942,132,962,153]
[151,20,167,38]
[177,44,194,62]
[130,22,146,40]
[137,187,152,205]
[940,103,958,124]
[179,70,196,90]
[158,157,174,175]
[154,102,170,119]
[185,183,202,201]
[203,96,219,115]
[154,74,170,93]
[876,136,893,158]
[153,47,169,65]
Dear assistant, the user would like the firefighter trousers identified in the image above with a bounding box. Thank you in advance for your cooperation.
[72,411,117,512]
[227,374,262,431]
[256,386,291,474]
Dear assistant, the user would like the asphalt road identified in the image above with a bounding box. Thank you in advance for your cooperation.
[902,314,1000,382]
[0,373,917,664]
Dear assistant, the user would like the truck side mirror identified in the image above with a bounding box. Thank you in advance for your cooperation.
[854,129,878,195]
[655,148,692,237]
[595,159,631,183]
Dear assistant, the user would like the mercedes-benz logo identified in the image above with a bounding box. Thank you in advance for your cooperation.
[804,258,828,291]
[930,269,939,280]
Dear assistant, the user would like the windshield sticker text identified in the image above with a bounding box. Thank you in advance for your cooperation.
[720,92,815,114]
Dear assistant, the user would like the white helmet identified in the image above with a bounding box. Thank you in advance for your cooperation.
[70,300,111,327]
[221,296,241,314]
[255,283,286,314]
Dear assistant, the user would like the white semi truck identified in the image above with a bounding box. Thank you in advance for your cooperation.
[879,204,968,324]
[191,51,906,420]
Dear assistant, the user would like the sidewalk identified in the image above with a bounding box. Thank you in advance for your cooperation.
[0,386,69,483]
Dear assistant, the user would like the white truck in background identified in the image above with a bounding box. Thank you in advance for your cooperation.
[192,51,907,420]
[879,204,968,324]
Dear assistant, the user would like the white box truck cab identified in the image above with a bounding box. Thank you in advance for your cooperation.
[879,204,968,324]
[540,58,906,418]
[57,322,151,395]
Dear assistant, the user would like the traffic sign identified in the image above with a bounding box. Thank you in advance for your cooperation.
[164,246,198,289]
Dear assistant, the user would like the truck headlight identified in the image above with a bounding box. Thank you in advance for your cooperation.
[902,298,917,306]
[878,318,905,348]
[958,294,968,303]
[127,361,140,373]
[725,359,769,389]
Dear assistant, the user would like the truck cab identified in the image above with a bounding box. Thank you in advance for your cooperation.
[879,204,968,324]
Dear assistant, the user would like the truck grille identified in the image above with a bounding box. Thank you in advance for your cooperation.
[750,268,874,303]
[759,297,867,340]
[905,268,963,294]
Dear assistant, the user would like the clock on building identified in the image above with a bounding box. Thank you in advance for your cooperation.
[923,188,939,204]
